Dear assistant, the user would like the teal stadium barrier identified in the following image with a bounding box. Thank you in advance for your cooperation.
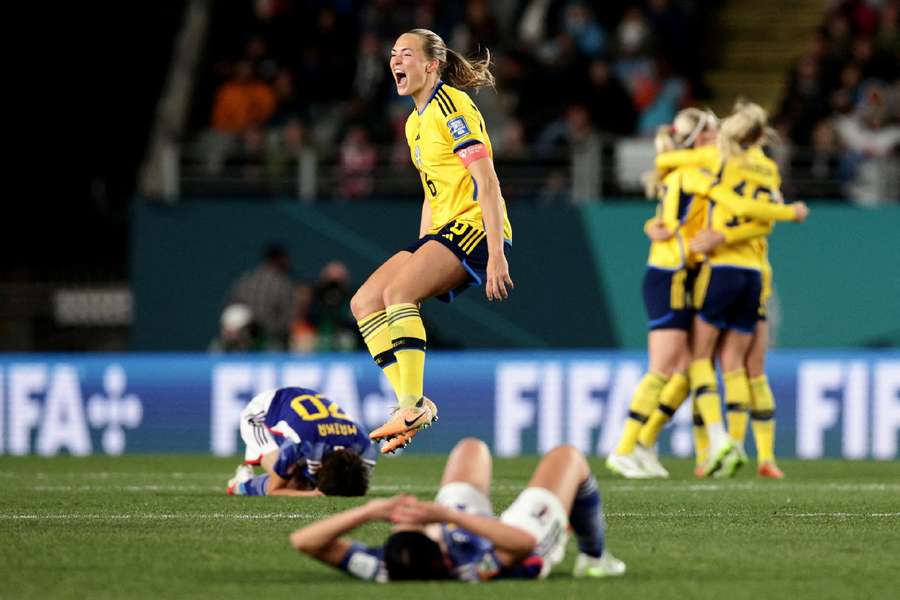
[133,200,900,350]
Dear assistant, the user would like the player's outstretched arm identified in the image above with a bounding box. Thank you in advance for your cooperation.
[466,155,513,301]
[291,496,409,566]
[392,498,537,561]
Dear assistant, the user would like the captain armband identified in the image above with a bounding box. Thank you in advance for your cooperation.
[456,142,489,167]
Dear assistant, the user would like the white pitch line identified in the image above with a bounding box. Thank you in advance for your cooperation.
[0,512,323,521]
[31,485,221,492]
[2,511,897,522]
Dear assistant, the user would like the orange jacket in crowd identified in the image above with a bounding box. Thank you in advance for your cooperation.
[211,80,276,132]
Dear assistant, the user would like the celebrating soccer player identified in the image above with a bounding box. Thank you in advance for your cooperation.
[351,29,513,454]
[226,387,376,497]
[289,438,625,582]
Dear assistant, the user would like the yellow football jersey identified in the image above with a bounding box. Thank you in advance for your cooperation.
[404,82,512,241]
[647,167,713,269]
[655,144,720,174]
[707,147,782,270]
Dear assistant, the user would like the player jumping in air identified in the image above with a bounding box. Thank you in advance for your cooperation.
[289,438,625,582]
[351,29,513,454]
[226,387,376,497]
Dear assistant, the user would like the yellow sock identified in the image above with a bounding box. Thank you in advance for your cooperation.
[689,359,723,427]
[357,310,402,400]
[614,372,668,455]
[639,372,689,448]
[724,369,751,445]
[692,404,709,466]
[750,375,776,463]
[386,303,427,408]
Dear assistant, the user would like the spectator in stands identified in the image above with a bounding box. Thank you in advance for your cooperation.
[290,284,317,354]
[337,127,377,200]
[210,304,265,353]
[225,126,266,184]
[790,118,847,199]
[264,118,306,182]
[270,68,303,127]
[307,261,358,352]
[227,244,295,350]
[580,59,637,136]
[211,60,276,133]
[562,2,606,58]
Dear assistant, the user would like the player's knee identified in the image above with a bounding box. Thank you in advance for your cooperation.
[350,288,380,320]
[719,350,745,373]
[454,437,489,458]
[290,531,309,553]
[548,444,585,464]
[381,282,404,307]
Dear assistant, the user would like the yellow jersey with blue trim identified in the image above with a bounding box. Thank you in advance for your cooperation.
[655,144,720,175]
[404,82,512,241]
[707,147,782,270]
[647,166,712,269]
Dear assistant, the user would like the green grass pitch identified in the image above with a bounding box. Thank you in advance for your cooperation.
[2,455,899,600]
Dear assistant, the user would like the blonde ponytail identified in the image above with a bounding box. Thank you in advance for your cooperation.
[444,47,495,90]
[718,100,775,160]
[408,28,495,90]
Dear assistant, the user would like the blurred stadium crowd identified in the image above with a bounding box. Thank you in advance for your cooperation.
[181,0,897,203]
[185,0,717,199]
[775,0,899,201]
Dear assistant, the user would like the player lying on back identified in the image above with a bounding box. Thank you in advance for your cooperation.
[226,387,377,497]
[290,438,625,581]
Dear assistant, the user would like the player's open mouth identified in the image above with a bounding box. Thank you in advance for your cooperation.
[394,69,407,86]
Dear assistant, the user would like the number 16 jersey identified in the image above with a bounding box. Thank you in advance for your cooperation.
[405,81,512,241]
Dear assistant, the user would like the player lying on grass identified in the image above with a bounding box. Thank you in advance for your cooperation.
[290,438,625,581]
[227,387,377,497]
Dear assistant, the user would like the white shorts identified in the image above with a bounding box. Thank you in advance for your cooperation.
[240,390,279,464]
[434,481,493,517]
[500,487,569,577]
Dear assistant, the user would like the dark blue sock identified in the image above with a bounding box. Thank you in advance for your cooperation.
[569,474,605,558]
[240,474,270,496]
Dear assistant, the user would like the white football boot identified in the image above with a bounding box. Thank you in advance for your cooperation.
[226,464,254,495]
[633,444,669,478]
[698,437,735,478]
[605,452,652,479]
[718,443,748,478]
[574,551,627,578]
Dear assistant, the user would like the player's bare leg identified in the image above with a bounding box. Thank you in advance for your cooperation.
[440,437,492,495]
[370,241,467,452]
[351,252,415,320]
[528,446,625,577]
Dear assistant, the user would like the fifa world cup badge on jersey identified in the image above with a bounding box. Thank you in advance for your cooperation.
[414,145,421,166]
[447,116,471,140]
